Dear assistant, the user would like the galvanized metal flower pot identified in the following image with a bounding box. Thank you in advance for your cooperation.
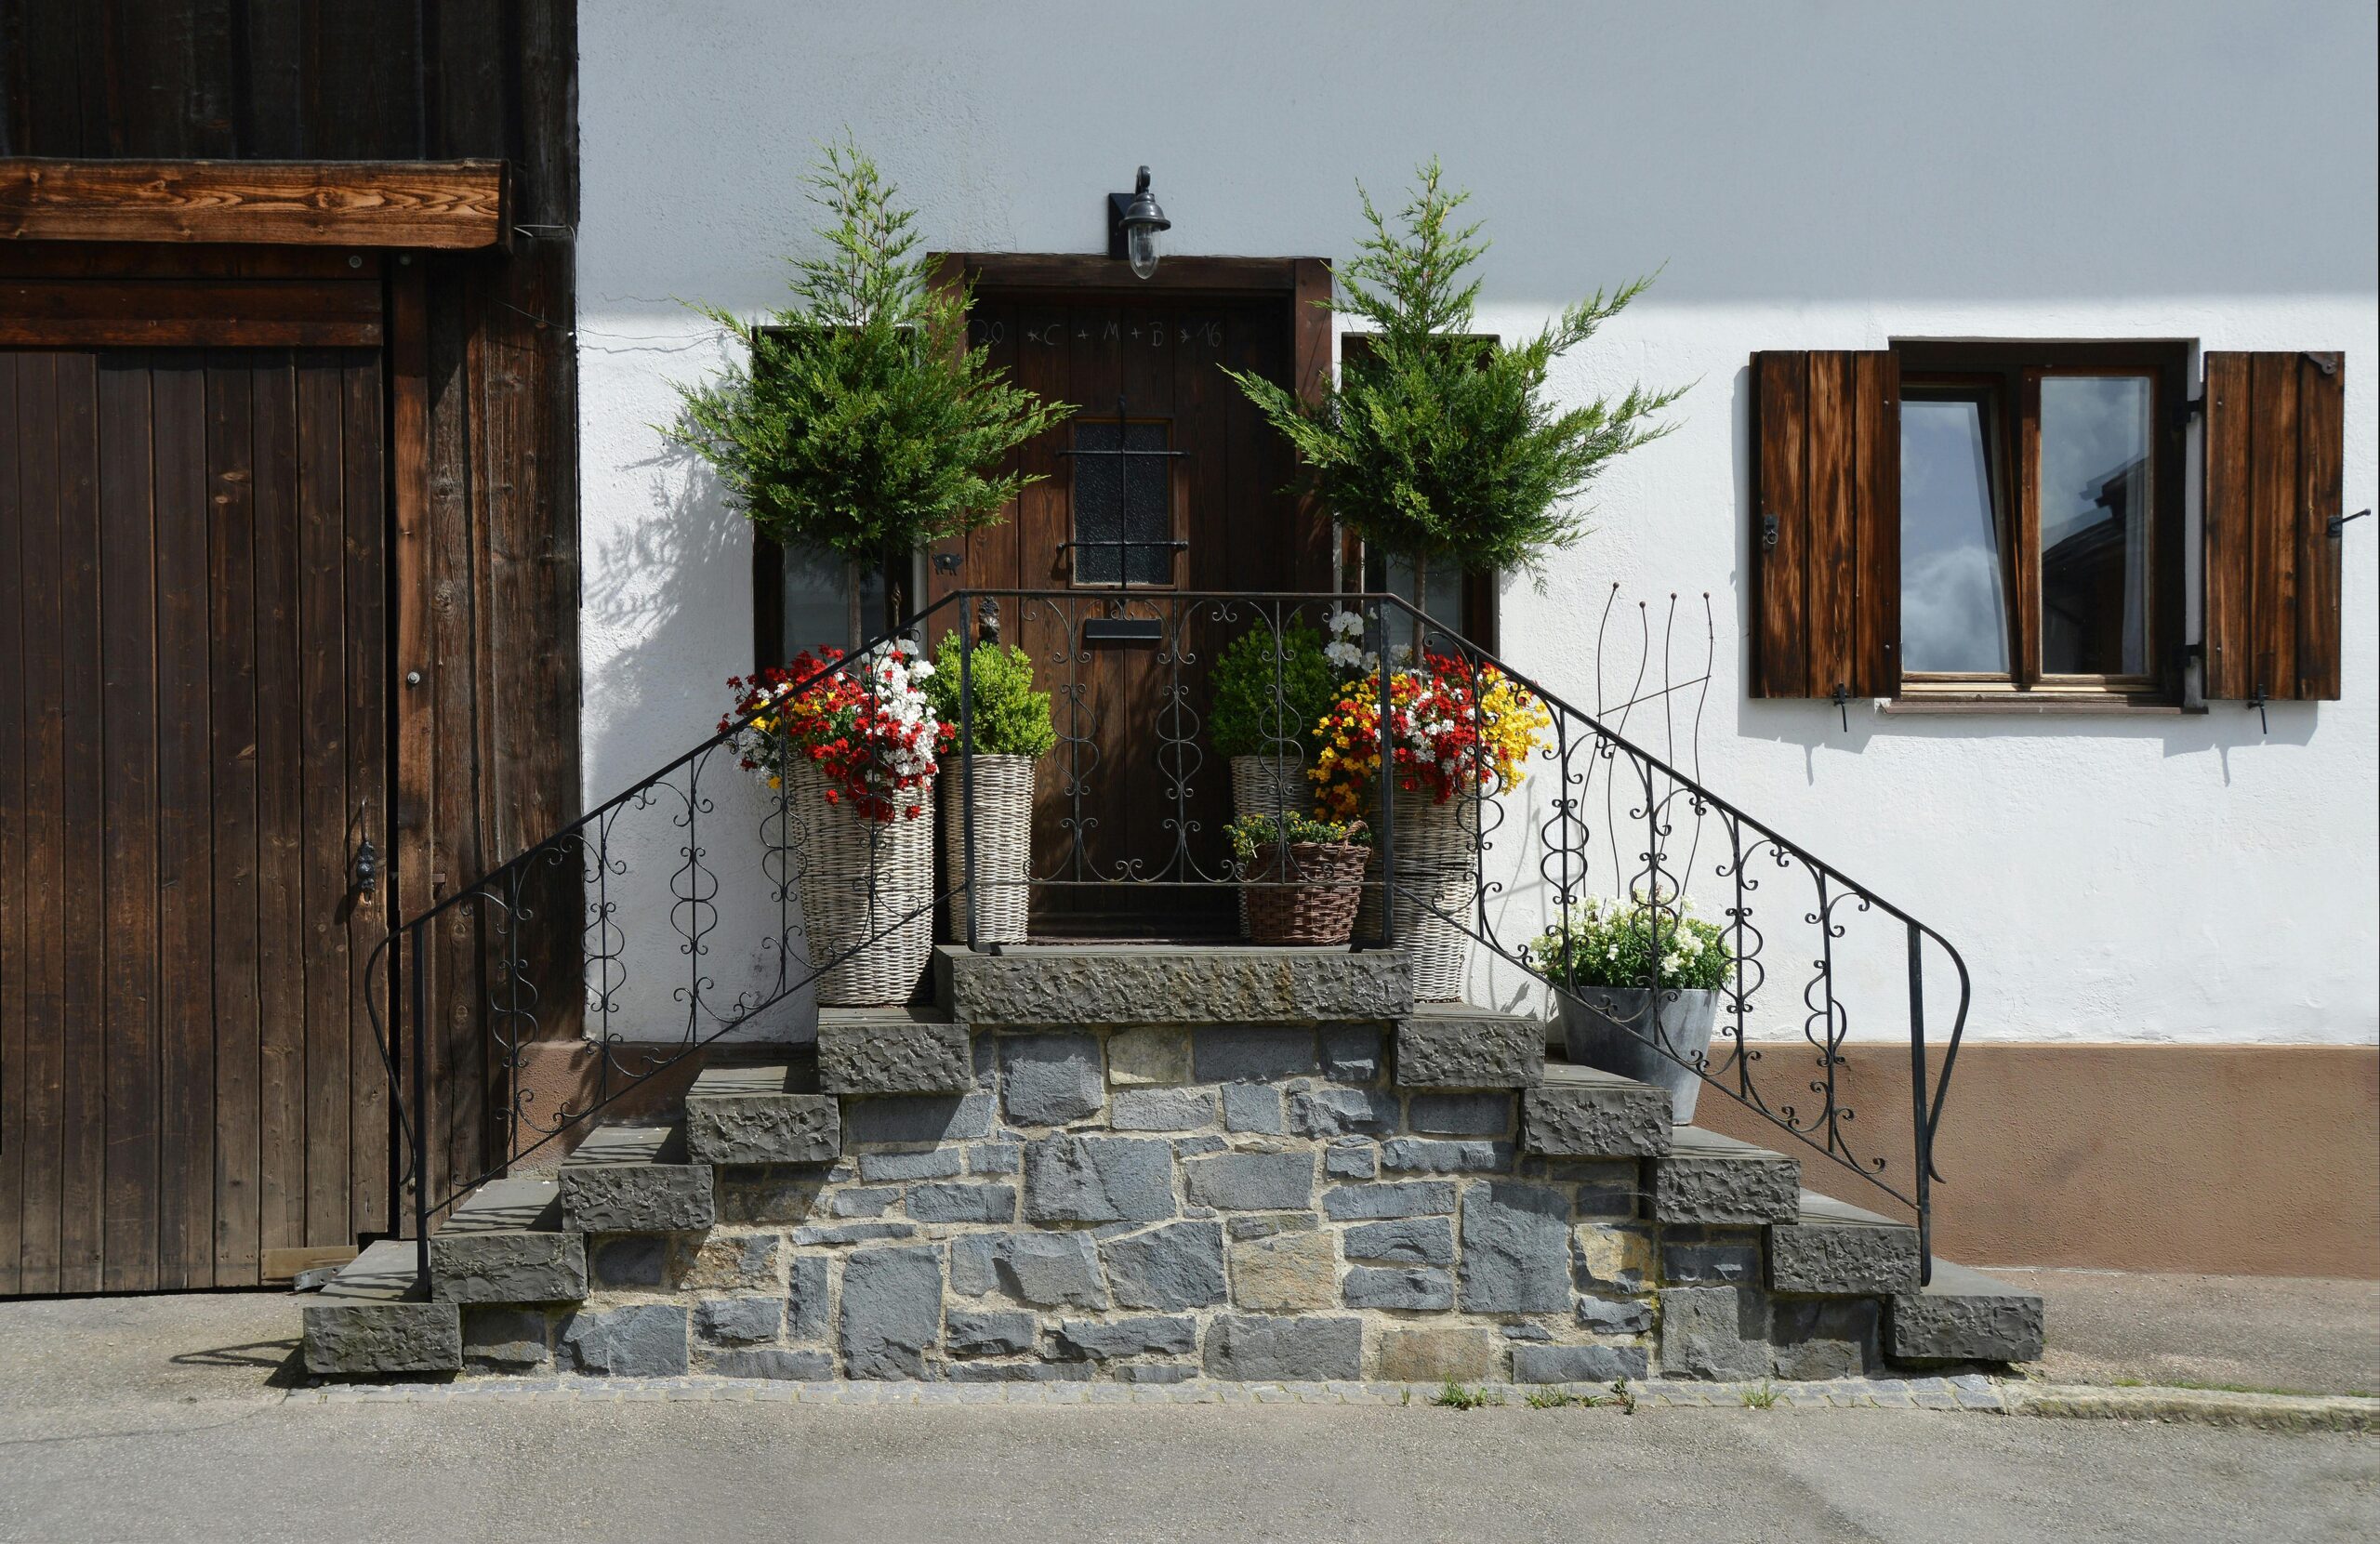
[1556,986,1720,1122]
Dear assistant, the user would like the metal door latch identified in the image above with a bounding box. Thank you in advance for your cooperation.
[355,836,377,898]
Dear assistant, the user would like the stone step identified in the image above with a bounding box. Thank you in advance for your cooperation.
[933,942,1412,1027]
[1648,1126,1801,1224]
[1767,1189,1924,1296]
[427,1178,588,1304]
[300,1238,462,1376]
[1395,1003,1544,1089]
[817,1005,972,1096]
[1887,1259,2046,1364]
[685,1059,840,1164]
[1520,1062,1671,1156]
[559,1123,716,1233]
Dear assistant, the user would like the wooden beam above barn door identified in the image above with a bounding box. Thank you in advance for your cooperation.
[0,160,510,250]
[1750,350,1901,701]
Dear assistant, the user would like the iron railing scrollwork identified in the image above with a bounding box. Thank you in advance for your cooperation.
[367,588,1968,1288]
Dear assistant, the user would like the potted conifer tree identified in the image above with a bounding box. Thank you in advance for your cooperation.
[1226,157,1681,992]
[669,137,1068,646]
[674,139,1065,1002]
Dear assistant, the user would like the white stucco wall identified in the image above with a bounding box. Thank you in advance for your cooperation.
[574,0,2379,1048]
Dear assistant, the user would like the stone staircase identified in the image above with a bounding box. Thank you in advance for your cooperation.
[302,944,2042,1382]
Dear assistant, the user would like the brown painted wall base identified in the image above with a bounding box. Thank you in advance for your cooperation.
[1699,1043,2380,1279]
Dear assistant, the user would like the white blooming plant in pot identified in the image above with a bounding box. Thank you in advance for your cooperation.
[1531,892,1729,1120]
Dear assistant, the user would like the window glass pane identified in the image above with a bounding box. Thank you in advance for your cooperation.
[2038,376,2152,676]
[1365,551,1467,638]
[1899,392,2009,673]
[1071,420,1172,585]
[778,541,886,658]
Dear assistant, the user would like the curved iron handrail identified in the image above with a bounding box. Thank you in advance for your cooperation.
[368,587,1969,1287]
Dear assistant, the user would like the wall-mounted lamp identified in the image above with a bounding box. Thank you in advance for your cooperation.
[1108,166,1170,280]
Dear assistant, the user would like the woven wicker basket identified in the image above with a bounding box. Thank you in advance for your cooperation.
[1230,754,1306,935]
[790,761,934,1006]
[1353,786,1480,1000]
[941,752,1035,945]
[1242,840,1368,946]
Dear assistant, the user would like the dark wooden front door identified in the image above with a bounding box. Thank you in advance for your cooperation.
[927,284,1322,935]
[0,346,389,1294]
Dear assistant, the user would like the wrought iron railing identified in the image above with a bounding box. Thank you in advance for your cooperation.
[368,587,1968,1287]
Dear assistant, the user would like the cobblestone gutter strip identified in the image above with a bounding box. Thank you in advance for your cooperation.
[2003,1383,2378,1434]
[293,1374,2009,1410]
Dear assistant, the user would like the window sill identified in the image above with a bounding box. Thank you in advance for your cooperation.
[1882,694,2200,717]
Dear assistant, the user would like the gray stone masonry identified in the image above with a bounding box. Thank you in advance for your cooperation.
[1395,1006,1544,1088]
[1458,1182,1572,1313]
[843,1092,995,1145]
[428,1179,587,1304]
[684,1064,840,1165]
[1000,1034,1104,1125]
[1659,1285,1770,1380]
[938,944,1411,1025]
[1022,1136,1175,1222]
[1202,1315,1364,1380]
[461,1306,550,1372]
[701,1347,836,1379]
[1771,1295,1884,1379]
[1648,1127,1801,1224]
[429,1229,588,1305]
[562,1303,689,1377]
[302,1240,462,1376]
[1523,1065,1672,1157]
[1769,1192,1924,1295]
[817,1009,972,1095]
[1514,1343,1650,1382]
[303,1300,462,1376]
[1100,1222,1227,1310]
[353,970,2022,1390]
[1887,1260,2046,1364]
[560,1125,715,1233]
[839,1246,945,1379]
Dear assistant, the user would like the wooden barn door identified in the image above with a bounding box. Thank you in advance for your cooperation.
[0,345,389,1294]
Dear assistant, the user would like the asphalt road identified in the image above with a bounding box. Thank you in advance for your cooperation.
[1,1291,2373,1544]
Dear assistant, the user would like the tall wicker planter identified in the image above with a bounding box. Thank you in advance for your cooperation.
[1355,786,1480,1000]
[791,761,935,1006]
[942,752,1035,945]
[1230,754,1305,935]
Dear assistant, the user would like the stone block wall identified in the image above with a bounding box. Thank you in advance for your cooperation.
[528,1023,1662,1384]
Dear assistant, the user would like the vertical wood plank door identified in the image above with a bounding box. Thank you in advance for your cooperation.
[1,346,389,1294]
[925,295,1304,937]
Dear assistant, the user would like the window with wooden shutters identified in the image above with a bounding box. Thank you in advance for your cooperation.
[2203,351,2347,702]
[1752,342,2233,708]
[1750,350,1898,700]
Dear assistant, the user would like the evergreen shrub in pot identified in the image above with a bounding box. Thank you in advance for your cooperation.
[920,630,1055,945]
[1532,894,1728,1120]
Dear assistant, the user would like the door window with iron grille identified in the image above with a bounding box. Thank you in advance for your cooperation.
[1064,412,1183,587]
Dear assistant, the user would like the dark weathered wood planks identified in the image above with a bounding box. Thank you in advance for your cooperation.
[1751,350,1899,698]
[2203,350,2346,701]
[0,276,383,347]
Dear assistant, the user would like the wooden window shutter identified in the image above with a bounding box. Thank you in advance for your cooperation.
[1751,350,1900,698]
[2203,351,2346,701]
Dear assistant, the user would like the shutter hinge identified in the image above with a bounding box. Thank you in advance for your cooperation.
[2170,392,2202,431]
[2302,351,2341,377]
[2328,508,2370,539]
